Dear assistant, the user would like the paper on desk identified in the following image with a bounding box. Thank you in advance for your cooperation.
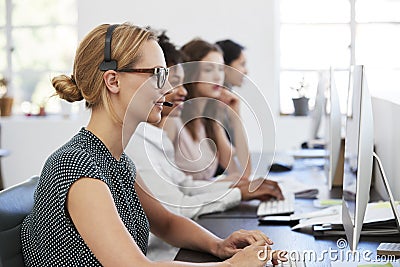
[291,205,341,220]
[291,202,397,230]
[267,175,319,198]
[291,206,342,230]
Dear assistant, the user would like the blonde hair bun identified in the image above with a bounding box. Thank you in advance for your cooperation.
[52,74,83,102]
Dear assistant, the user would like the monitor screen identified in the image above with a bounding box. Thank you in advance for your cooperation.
[347,67,354,119]
[310,71,327,140]
[323,68,342,190]
[342,65,374,251]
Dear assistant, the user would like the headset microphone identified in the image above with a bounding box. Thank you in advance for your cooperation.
[162,102,173,107]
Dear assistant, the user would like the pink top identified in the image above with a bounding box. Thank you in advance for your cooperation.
[173,119,219,180]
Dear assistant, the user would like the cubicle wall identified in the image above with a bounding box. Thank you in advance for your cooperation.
[0,114,89,188]
[372,96,400,199]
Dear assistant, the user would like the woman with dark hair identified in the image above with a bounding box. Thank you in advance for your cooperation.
[169,38,251,179]
[212,39,253,177]
[215,39,248,88]
[165,38,274,187]
[171,39,227,181]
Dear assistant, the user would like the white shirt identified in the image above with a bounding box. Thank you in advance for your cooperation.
[127,122,241,218]
[126,122,241,260]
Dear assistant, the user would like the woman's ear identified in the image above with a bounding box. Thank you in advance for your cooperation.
[103,70,120,94]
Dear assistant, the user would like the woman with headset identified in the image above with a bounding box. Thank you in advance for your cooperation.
[21,23,285,266]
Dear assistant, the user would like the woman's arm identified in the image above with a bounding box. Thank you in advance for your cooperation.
[67,177,237,266]
[215,90,252,178]
[136,167,242,218]
[212,122,239,174]
[161,116,179,143]
[136,175,273,260]
[136,175,223,255]
[227,107,252,178]
[68,177,281,266]
[67,177,151,266]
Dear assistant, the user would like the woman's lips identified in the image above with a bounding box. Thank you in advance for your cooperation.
[173,98,185,109]
[213,85,222,91]
[155,99,165,110]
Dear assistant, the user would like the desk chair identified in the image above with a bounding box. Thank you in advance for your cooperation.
[0,149,11,191]
[0,176,39,267]
[0,123,11,190]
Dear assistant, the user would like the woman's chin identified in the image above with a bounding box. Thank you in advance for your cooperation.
[213,92,222,99]
[146,114,162,124]
[169,109,182,117]
[205,90,221,99]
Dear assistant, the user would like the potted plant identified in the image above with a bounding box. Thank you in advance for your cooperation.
[290,76,310,116]
[0,77,13,116]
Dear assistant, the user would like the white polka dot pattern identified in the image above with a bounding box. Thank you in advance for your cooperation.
[21,128,149,266]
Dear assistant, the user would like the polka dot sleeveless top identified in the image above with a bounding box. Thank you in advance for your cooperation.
[21,128,149,266]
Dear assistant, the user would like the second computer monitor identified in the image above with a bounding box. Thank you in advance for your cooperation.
[310,71,327,140]
[342,65,374,251]
[323,69,342,190]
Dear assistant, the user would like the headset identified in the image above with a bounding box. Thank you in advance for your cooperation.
[97,24,173,107]
[99,24,119,71]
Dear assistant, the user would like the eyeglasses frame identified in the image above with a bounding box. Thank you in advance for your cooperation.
[116,67,169,89]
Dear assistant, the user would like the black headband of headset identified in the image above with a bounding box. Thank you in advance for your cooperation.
[99,24,119,71]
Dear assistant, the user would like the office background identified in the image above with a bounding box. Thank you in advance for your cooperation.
[1,0,400,200]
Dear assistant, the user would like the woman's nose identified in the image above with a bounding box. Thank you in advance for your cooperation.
[177,85,187,97]
[214,70,224,84]
[161,81,174,95]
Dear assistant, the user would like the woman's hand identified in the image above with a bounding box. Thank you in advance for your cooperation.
[224,240,288,266]
[213,229,273,259]
[237,178,284,201]
[216,173,248,184]
[219,89,240,114]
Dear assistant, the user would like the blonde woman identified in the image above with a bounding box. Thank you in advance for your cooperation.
[21,23,284,266]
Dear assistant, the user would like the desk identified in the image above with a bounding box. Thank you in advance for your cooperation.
[175,165,399,266]
[176,216,399,266]
[199,163,360,220]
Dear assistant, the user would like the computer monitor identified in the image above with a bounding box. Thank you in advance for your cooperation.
[310,71,327,141]
[323,68,342,190]
[342,65,374,251]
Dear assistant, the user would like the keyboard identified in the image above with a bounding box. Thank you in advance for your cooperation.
[265,257,306,267]
[377,242,400,256]
[257,192,295,217]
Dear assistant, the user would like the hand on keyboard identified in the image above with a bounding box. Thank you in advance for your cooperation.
[265,256,306,267]
[225,240,288,267]
[257,192,295,216]
[235,178,284,201]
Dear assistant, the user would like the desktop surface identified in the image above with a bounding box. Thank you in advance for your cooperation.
[175,216,400,266]
[199,163,349,219]
[175,165,397,266]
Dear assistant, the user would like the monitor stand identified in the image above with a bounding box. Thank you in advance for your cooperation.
[313,153,400,237]
[373,152,400,256]
[373,152,400,230]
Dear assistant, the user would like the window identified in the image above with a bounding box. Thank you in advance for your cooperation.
[280,0,400,115]
[1,0,77,115]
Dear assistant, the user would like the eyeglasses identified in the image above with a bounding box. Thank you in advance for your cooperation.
[117,67,169,89]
